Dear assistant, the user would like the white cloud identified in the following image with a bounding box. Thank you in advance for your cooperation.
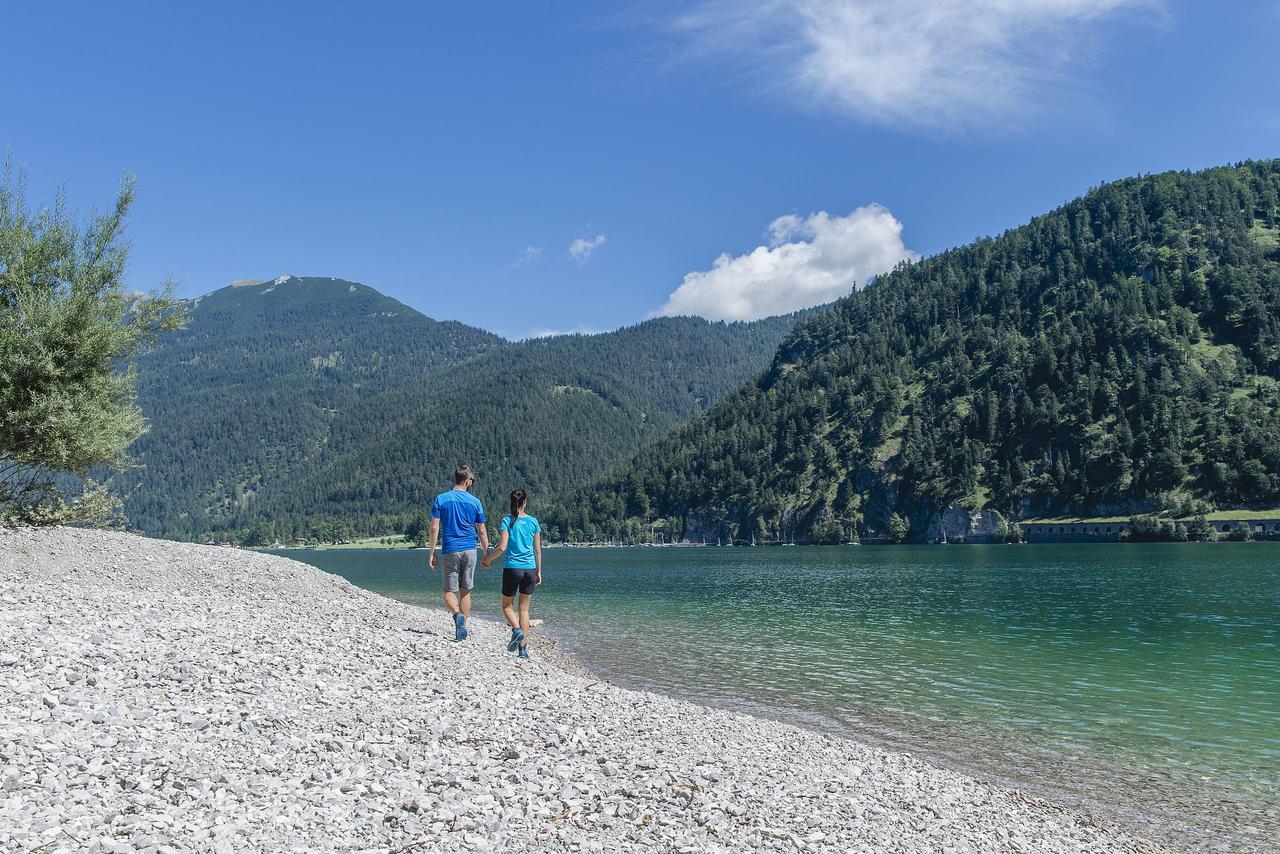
[511,245,543,267]
[675,0,1157,128]
[569,234,607,263]
[656,204,915,321]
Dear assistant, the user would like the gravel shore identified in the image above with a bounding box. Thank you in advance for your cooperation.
[0,527,1163,853]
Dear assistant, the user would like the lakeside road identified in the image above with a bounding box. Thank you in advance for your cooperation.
[0,529,1163,853]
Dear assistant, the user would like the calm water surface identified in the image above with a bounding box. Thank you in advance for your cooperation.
[275,544,1280,850]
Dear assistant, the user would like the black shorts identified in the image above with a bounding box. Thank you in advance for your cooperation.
[502,568,537,597]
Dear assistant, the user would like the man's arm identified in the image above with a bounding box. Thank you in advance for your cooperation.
[428,518,440,569]
[482,529,508,568]
[476,519,490,553]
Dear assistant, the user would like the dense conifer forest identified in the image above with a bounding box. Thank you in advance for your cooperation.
[122,276,805,542]
[547,161,1280,543]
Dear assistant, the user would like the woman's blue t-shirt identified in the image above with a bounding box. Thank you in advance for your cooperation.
[500,514,540,569]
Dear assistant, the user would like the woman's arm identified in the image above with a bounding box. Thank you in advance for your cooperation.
[483,530,509,568]
[533,532,542,584]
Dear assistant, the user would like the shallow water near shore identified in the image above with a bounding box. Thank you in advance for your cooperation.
[274,543,1280,850]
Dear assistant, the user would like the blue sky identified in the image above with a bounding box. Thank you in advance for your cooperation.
[4,1,1279,338]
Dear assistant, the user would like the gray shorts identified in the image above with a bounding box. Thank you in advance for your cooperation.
[440,550,478,593]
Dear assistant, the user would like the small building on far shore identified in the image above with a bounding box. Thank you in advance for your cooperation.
[1021,516,1280,543]
[1021,521,1130,542]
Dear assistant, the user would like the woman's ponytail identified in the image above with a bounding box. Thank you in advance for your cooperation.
[509,489,527,524]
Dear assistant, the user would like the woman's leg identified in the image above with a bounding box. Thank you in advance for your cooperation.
[517,592,532,640]
[501,594,518,628]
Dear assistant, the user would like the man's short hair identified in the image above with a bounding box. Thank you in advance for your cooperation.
[454,464,477,485]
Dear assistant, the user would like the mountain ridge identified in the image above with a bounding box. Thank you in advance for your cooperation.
[123,276,812,540]
[548,160,1280,543]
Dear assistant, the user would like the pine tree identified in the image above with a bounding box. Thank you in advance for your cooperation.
[0,168,184,524]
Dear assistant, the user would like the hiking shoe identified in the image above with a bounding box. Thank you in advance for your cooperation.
[454,613,468,641]
[517,644,530,661]
[507,628,525,652]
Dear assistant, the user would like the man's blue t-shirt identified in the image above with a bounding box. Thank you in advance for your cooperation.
[499,514,540,569]
[431,489,486,553]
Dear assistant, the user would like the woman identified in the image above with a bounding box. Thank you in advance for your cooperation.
[481,489,542,660]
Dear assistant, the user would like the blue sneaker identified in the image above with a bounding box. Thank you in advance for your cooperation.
[517,644,530,661]
[454,613,468,641]
[507,628,525,652]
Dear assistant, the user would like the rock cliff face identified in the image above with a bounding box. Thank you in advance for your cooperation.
[924,507,1007,544]
[681,513,729,544]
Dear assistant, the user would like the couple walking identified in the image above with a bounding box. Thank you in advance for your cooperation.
[427,465,541,659]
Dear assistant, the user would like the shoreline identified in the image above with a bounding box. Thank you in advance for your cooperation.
[263,537,1277,554]
[549,638,1234,853]
[357,587,1252,851]
[472,570,1268,852]
[2,527,1167,852]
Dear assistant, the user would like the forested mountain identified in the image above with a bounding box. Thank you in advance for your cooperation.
[281,315,804,529]
[550,161,1280,543]
[122,276,805,540]
[121,276,501,538]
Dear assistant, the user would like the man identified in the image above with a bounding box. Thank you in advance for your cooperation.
[428,464,490,640]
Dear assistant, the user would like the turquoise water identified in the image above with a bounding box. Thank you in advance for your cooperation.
[275,544,1280,849]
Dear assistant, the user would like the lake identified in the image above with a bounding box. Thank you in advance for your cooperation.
[273,543,1280,850]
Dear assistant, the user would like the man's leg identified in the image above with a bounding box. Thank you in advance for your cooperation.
[440,553,467,640]
[440,552,460,614]
[458,549,477,626]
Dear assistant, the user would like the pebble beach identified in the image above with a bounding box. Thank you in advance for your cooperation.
[0,527,1164,853]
